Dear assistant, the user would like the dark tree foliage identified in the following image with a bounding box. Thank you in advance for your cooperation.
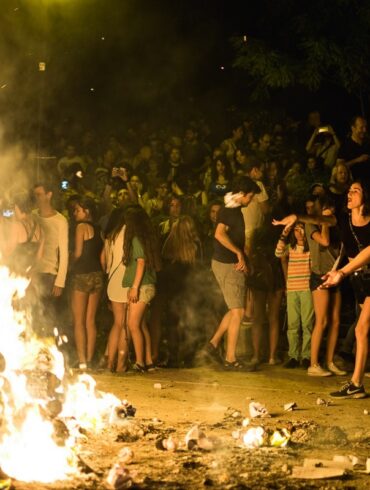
[232,0,370,101]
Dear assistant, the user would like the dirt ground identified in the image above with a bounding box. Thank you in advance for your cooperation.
[10,364,370,490]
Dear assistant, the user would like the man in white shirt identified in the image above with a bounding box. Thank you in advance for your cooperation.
[33,183,69,336]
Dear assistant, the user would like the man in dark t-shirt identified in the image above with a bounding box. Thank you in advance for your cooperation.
[205,175,260,371]
[338,116,370,181]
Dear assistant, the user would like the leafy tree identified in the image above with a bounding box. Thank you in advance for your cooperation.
[232,0,370,105]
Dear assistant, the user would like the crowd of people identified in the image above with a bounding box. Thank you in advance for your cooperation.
[0,109,369,400]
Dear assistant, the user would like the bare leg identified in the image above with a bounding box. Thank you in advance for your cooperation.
[352,298,370,385]
[142,314,153,365]
[85,290,101,363]
[267,289,283,361]
[148,293,164,363]
[127,301,147,366]
[108,301,126,370]
[116,306,129,372]
[310,289,330,366]
[210,310,233,348]
[244,287,254,319]
[71,289,89,363]
[251,290,266,361]
[325,291,341,365]
[225,308,244,362]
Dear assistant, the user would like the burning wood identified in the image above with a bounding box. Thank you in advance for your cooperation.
[0,265,133,484]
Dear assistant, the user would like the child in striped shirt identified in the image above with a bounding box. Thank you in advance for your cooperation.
[275,222,314,368]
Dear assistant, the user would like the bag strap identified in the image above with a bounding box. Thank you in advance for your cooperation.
[348,214,364,252]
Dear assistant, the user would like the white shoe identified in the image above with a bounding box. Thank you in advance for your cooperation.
[307,364,333,377]
[327,362,347,376]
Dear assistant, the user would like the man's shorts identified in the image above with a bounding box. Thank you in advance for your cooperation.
[211,259,246,309]
[71,271,104,294]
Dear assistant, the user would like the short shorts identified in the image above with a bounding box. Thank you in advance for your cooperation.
[122,284,156,304]
[71,271,104,293]
[310,272,339,293]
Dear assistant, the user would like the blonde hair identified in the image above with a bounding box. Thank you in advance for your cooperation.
[162,215,201,265]
[330,163,350,185]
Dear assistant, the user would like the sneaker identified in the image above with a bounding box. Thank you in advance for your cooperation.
[330,381,366,399]
[307,364,333,377]
[204,342,223,365]
[300,358,310,369]
[284,358,300,369]
[327,362,347,376]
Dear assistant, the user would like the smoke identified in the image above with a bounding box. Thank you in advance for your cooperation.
[0,0,230,141]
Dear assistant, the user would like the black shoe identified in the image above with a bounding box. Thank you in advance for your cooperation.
[300,358,310,369]
[131,363,146,373]
[330,381,366,399]
[223,360,256,372]
[204,343,223,365]
[284,358,299,369]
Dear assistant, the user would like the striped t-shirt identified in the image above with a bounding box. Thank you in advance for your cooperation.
[277,244,311,292]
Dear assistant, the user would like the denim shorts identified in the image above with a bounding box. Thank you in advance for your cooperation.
[122,284,156,304]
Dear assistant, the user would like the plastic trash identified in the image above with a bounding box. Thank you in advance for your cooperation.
[249,402,270,418]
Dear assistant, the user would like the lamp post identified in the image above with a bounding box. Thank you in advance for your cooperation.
[36,61,46,181]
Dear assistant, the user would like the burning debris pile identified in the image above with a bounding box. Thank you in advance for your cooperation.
[0,265,135,485]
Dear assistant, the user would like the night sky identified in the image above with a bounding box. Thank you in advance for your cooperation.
[0,0,367,137]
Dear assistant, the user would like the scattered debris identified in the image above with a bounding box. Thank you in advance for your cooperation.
[316,398,332,407]
[156,435,179,451]
[153,383,162,390]
[284,402,297,412]
[242,427,265,448]
[106,463,133,489]
[304,457,353,470]
[249,402,270,418]
[117,447,134,465]
[109,400,136,424]
[270,428,291,447]
[290,466,346,480]
[364,409,368,415]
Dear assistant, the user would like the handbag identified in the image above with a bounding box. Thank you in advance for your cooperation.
[348,216,370,299]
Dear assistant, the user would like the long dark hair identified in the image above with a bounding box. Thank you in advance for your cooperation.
[211,155,233,182]
[289,222,309,253]
[74,195,97,222]
[353,179,370,217]
[123,205,161,271]
[106,207,126,243]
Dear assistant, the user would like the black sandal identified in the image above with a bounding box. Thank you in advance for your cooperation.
[223,360,256,372]
[223,360,245,371]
